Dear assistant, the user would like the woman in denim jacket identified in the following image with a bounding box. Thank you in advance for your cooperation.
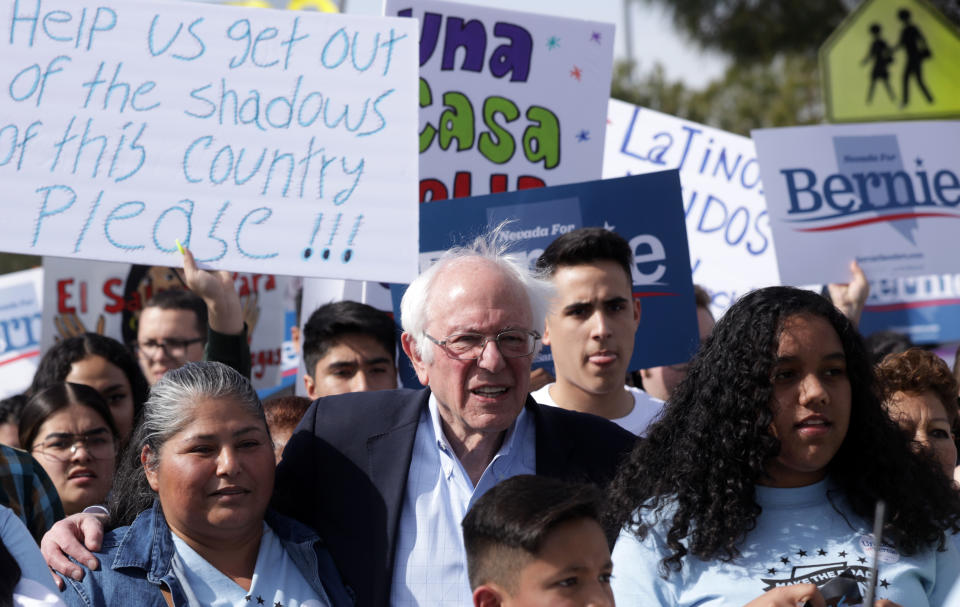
[62,362,353,607]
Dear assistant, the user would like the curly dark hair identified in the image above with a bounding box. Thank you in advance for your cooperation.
[875,348,959,426]
[29,333,149,426]
[606,286,960,574]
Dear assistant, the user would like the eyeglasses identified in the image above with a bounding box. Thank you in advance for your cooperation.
[32,432,117,463]
[424,329,541,360]
[135,337,204,357]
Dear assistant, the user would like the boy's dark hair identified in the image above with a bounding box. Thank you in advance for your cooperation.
[143,289,208,340]
[462,475,603,591]
[535,227,633,284]
[302,301,396,379]
[0,394,27,426]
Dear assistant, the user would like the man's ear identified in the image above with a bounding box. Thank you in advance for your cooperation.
[473,584,506,607]
[632,297,642,330]
[303,373,318,400]
[401,333,430,386]
[541,317,552,347]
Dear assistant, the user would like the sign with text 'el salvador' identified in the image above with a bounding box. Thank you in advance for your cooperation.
[405,171,698,374]
[41,256,293,393]
[0,0,418,282]
[752,121,960,286]
[603,99,779,318]
[386,0,614,201]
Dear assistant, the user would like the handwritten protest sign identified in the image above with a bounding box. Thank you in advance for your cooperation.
[752,121,960,286]
[0,0,418,282]
[603,99,779,317]
[0,267,43,399]
[391,171,697,388]
[41,256,293,392]
[385,0,614,201]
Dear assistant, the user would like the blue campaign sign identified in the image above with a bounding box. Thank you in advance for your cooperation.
[392,171,698,386]
[859,272,960,344]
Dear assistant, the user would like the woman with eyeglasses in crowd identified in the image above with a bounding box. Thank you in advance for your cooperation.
[19,383,118,517]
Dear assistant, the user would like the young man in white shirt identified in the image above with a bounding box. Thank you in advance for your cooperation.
[531,227,663,436]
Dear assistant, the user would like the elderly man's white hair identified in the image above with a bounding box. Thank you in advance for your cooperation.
[400,224,554,363]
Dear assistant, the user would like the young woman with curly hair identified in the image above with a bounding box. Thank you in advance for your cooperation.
[607,286,960,606]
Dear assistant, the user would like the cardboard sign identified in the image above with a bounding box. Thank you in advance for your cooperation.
[821,0,960,122]
[0,0,418,282]
[41,256,293,392]
[603,99,779,317]
[392,171,698,381]
[385,0,614,201]
[0,267,43,399]
[752,121,960,286]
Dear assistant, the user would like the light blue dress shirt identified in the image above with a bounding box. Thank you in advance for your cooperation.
[389,395,536,606]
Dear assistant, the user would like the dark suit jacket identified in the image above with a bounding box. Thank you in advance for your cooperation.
[273,388,635,607]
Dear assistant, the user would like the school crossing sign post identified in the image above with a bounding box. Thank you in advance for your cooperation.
[820,0,960,122]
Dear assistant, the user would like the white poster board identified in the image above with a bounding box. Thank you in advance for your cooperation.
[0,268,43,398]
[603,99,780,316]
[0,0,418,282]
[385,0,614,201]
[753,121,960,285]
[41,256,292,392]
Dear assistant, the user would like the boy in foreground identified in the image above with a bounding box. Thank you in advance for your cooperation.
[462,475,614,607]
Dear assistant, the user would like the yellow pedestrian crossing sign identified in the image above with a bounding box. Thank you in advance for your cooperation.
[820,0,960,122]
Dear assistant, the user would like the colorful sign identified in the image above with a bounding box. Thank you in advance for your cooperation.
[41,256,293,392]
[0,267,43,399]
[386,0,614,201]
[821,0,960,122]
[752,121,960,286]
[393,171,697,380]
[603,99,779,317]
[0,0,418,282]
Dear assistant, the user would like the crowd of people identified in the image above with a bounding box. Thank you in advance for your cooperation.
[1,225,960,607]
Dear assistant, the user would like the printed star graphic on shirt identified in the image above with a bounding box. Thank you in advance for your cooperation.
[880,579,890,588]
[858,556,867,563]
[780,556,790,564]
[257,597,265,605]
[570,66,582,81]
[547,36,560,50]
[245,596,251,602]
[767,568,777,575]
[575,130,590,142]
[275,602,283,607]
[817,549,827,556]
[797,550,807,557]
[838,551,847,557]
[590,31,602,44]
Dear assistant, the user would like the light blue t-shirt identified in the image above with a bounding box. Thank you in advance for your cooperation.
[611,479,959,606]
[171,523,329,607]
